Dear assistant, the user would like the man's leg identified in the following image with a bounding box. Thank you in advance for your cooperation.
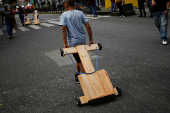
[78,63,85,73]
[76,62,80,73]
[154,12,161,31]
[160,15,169,41]
[138,1,143,17]
[94,7,97,17]
[111,3,114,13]
[142,1,146,17]
[90,7,94,15]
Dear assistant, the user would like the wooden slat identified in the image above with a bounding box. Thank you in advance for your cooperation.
[78,75,90,102]
[63,44,99,55]
[79,70,115,101]
[63,47,77,55]
[79,96,88,104]
[76,45,95,73]
[79,74,95,100]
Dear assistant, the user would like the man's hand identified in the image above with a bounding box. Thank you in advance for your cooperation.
[64,44,69,48]
[151,1,156,7]
[164,10,169,17]
[89,41,94,46]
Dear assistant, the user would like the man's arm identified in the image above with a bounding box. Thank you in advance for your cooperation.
[62,25,69,48]
[165,1,170,17]
[1,14,4,25]
[84,22,94,46]
[151,0,156,6]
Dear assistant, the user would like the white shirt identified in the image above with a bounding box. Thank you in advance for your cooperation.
[34,10,38,14]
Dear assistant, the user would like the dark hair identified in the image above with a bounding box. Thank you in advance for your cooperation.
[65,0,75,6]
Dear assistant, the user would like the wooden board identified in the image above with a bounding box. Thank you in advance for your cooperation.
[33,14,40,25]
[63,44,99,55]
[78,70,115,103]
[25,18,32,25]
[76,45,95,73]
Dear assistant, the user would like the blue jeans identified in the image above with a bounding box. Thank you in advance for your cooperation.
[19,14,25,24]
[90,6,97,16]
[154,11,169,40]
[5,22,13,36]
[111,3,116,13]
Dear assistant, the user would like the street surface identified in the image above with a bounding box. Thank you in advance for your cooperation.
[0,14,170,113]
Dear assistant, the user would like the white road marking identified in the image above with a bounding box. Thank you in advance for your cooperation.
[0,30,3,35]
[51,19,58,20]
[13,29,16,33]
[29,25,41,29]
[48,21,60,25]
[41,23,55,27]
[18,27,30,31]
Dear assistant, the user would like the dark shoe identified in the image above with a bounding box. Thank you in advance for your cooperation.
[9,36,13,39]
[74,73,80,84]
[143,15,146,18]
[138,15,143,17]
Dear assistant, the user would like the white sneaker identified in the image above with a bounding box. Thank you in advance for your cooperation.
[122,15,125,18]
[162,40,168,45]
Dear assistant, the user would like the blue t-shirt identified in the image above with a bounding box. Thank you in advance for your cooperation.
[59,10,88,47]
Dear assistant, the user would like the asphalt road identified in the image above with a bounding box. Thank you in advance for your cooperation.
[0,13,170,113]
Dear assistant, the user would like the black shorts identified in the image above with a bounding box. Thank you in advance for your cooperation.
[73,53,81,63]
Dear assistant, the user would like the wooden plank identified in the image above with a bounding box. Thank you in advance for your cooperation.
[79,70,115,101]
[79,96,88,104]
[79,74,95,100]
[63,44,99,55]
[78,75,90,102]
[87,72,106,100]
[63,47,77,55]
[76,45,95,73]
[98,70,115,95]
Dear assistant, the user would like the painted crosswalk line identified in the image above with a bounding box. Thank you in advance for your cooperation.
[18,27,30,31]
[0,30,3,35]
[13,29,16,33]
[29,25,41,29]
[48,21,60,25]
[41,23,55,27]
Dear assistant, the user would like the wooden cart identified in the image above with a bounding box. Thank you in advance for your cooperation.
[33,14,40,25]
[60,43,121,106]
[25,18,33,25]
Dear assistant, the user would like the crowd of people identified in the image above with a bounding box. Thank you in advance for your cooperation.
[1,0,170,45]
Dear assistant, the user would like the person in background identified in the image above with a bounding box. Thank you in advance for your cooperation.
[138,0,146,17]
[1,5,14,39]
[76,3,82,10]
[147,0,153,18]
[18,6,26,26]
[87,0,97,17]
[111,0,116,13]
[10,6,17,27]
[33,8,40,19]
[117,0,125,17]
[152,0,170,45]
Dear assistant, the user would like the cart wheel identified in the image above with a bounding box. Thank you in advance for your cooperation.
[98,43,102,50]
[76,97,82,106]
[116,87,121,96]
[60,48,64,57]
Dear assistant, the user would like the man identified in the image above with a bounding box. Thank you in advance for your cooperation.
[1,5,14,39]
[87,0,97,17]
[138,0,146,17]
[147,0,153,18]
[110,0,116,13]
[152,0,170,45]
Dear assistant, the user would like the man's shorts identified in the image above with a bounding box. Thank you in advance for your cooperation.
[73,53,81,63]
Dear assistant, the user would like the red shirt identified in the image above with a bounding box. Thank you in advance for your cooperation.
[10,9,15,17]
